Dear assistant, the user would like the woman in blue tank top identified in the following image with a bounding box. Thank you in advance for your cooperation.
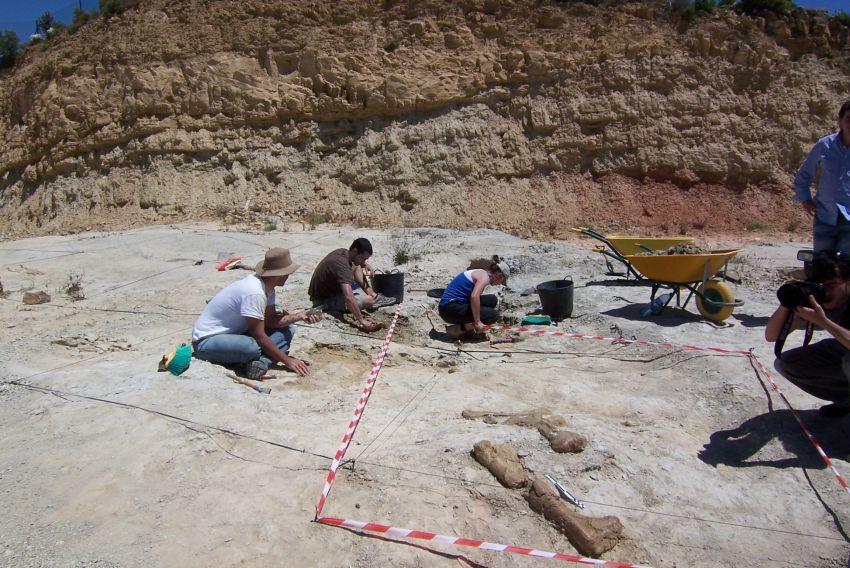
[439,255,509,338]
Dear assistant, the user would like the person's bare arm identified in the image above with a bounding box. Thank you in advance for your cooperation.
[469,271,490,334]
[340,282,381,331]
[245,317,310,376]
[765,305,803,342]
[265,304,321,327]
[352,265,375,297]
[795,297,850,351]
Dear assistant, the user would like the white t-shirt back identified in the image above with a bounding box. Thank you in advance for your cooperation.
[192,274,275,342]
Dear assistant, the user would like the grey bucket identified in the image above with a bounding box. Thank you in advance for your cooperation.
[537,279,574,320]
[372,270,405,302]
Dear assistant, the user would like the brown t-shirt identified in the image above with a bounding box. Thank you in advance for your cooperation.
[308,248,356,301]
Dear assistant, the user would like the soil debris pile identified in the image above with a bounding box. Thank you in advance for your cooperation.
[637,244,713,255]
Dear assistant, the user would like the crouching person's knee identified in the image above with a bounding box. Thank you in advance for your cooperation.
[841,353,850,379]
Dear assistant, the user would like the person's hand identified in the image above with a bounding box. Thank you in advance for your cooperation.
[795,295,828,327]
[359,320,384,333]
[472,320,487,334]
[285,356,311,377]
[802,200,816,216]
[301,310,322,324]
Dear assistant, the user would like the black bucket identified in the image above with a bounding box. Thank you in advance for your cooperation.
[537,279,574,320]
[372,270,405,302]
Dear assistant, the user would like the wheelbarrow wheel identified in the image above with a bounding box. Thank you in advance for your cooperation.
[696,280,735,322]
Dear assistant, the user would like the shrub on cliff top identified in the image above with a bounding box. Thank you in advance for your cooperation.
[99,0,142,17]
[69,8,94,33]
[736,0,796,16]
[35,11,57,36]
[834,11,850,27]
[694,0,717,14]
[0,30,20,69]
[673,0,717,23]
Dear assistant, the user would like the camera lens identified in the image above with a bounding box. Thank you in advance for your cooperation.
[777,282,806,309]
[777,280,826,309]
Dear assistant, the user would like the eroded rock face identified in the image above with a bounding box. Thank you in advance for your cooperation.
[0,0,846,237]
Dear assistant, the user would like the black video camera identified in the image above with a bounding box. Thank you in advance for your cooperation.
[776,249,834,309]
[776,280,825,309]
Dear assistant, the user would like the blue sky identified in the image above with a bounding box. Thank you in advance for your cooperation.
[0,0,846,44]
[0,0,99,41]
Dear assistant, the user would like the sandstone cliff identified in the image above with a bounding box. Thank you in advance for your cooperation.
[0,0,848,238]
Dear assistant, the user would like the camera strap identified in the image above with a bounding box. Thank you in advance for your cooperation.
[803,322,815,348]
[774,311,815,359]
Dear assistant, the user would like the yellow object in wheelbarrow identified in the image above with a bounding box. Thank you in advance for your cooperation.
[625,248,744,322]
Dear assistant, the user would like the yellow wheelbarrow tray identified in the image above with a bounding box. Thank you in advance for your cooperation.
[624,248,744,322]
[571,227,695,280]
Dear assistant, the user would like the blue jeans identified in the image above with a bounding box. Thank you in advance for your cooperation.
[813,215,850,253]
[193,327,294,367]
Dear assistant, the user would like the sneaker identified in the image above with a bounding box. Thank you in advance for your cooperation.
[244,360,269,381]
[371,293,397,309]
[818,403,850,418]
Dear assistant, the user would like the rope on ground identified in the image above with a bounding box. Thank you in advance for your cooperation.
[7,379,334,463]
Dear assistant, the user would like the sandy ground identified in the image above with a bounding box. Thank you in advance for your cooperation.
[1,223,849,568]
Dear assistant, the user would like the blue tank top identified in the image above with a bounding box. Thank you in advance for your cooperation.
[440,270,484,305]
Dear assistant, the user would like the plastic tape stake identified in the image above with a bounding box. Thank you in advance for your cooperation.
[315,303,402,518]
[750,353,850,497]
[317,516,652,568]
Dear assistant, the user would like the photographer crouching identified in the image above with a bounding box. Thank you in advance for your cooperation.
[765,250,850,418]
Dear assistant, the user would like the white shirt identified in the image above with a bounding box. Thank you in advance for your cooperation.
[192,274,275,342]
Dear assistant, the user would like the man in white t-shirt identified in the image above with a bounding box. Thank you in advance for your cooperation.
[192,248,320,379]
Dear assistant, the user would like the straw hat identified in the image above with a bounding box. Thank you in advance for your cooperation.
[496,260,510,280]
[255,248,300,277]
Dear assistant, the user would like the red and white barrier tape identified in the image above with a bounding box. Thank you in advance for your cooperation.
[485,324,751,356]
[749,353,850,496]
[489,325,850,498]
[315,303,402,518]
[317,517,651,567]
[313,316,847,564]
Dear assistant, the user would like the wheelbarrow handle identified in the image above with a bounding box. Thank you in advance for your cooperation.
[571,227,607,241]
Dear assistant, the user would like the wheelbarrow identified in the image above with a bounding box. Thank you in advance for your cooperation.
[625,248,744,322]
[571,227,695,280]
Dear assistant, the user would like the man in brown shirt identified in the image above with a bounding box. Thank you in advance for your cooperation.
[308,238,394,332]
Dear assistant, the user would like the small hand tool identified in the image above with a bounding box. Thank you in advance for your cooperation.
[545,473,586,509]
[226,372,271,394]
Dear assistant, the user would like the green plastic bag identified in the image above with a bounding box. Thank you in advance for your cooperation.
[521,315,552,325]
